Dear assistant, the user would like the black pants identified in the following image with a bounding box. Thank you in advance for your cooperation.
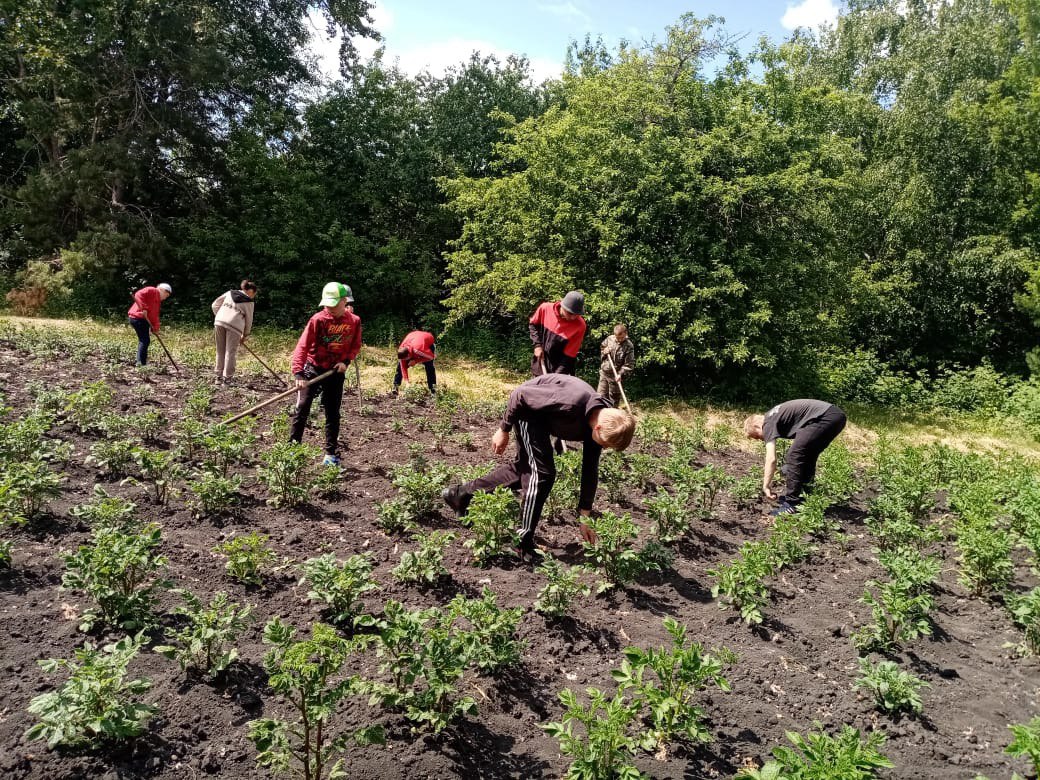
[289,365,346,456]
[129,317,151,366]
[783,405,847,502]
[393,359,437,392]
[462,419,555,551]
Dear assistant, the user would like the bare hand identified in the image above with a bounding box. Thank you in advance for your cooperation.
[334,362,347,373]
[296,378,308,389]
[491,429,509,455]
[578,521,597,545]
[763,485,777,500]
[533,346,544,359]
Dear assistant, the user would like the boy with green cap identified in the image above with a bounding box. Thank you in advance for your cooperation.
[289,283,362,465]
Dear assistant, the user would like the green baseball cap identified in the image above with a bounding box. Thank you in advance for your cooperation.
[319,282,354,307]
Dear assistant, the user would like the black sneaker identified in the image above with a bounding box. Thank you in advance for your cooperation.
[514,543,539,565]
[441,485,471,518]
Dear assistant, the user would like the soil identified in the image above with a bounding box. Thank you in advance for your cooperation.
[0,338,1036,780]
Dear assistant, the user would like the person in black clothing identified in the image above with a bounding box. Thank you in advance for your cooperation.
[442,374,637,561]
[744,399,847,516]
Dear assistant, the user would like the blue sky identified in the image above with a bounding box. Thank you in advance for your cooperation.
[307,0,842,82]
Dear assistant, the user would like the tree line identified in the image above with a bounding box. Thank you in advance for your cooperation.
[1,0,1038,400]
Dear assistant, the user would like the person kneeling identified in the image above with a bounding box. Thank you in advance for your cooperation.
[442,374,636,562]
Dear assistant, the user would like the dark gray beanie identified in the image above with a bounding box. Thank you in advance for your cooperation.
[560,290,585,316]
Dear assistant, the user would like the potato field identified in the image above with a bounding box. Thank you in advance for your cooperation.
[0,324,1038,780]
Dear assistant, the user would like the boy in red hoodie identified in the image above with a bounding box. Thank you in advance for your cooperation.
[392,330,437,395]
[529,290,587,376]
[127,283,172,366]
[289,283,362,465]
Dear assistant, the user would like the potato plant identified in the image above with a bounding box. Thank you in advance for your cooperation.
[0,456,62,523]
[155,591,253,678]
[187,470,243,517]
[63,381,114,434]
[709,541,775,625]
[249,618,383,780]
[257,441,316,508]
[645,488,692,545]
[299,553,379,624]
[87,438,141,477]
[202,422,257,478]
[26,633,156,748]
[1006,716,1040,778]
[582,511,670,592]
[448,587,524,674]
[128,448,184,506]
[854,658,928,715]
[542,687,648,780]
[392,531,456,585]
[736,724,892,779]
[68,487,136,531]
[61,521,169,632]
[215,532,278,586]
[534,556,591,618]
[461,486,518,565]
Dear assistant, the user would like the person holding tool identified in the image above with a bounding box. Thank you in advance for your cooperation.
[598,324,635,408]
[392,330,437,395]
[211,280,257,385]
[288,283,362,466]
[529,290,587,376]
[127,283,172,367]
[744,399,847,516]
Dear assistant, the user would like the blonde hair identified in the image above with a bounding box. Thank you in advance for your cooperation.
[597,408,636,450]
[613,324,628,337]
[743,414,765,439]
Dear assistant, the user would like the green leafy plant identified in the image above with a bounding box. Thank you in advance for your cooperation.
[392,531,455,585]
[534,556,591,618]
[737,724,892,779]
[69,486,136,531]
[709,541,775,625]
[1006,716,1040,778]
[954,516,1014,596]
[201,422,257,477]
[448,587,524,674]
[545,450,582,517]
[357,600,477,734]
[155,591,253,678]
[625,453,659,492]
[87,438,141,477]
[853,579,935,652]
[542,687,648,780]
[0,409,56,462]
[854,658,927,715]
[599,451,628,504]
[299,553,379,624]
[128,448,184,506]
[612,617,731,751]
[645,488,691,545]
[1008,587,1040,656]
[216,532,278,585]
[125,409,167,444]
[187,470,242,517]
[730,476,761,509]
[248,618,383,780]
[311,464,344,499]
[184,383,214,418]
[0,456,62,523]
[388,460,451,522]
[257,441,316,508]
[64,381,114,434]
[461,486,518,565]
[685,464,733,520]
[376,497,418,534]
[26,633,156,748]
[173,416,208,460]
[61,522,169,632]
[582,511,667,592]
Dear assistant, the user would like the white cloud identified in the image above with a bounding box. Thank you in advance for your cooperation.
[305,2,395,79]
[781,0,840,30]
[389,38,562,83]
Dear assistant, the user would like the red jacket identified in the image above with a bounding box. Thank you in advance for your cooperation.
[291,308,363,377]
[529,301,587,374]
[398,330,435,382]
[128,286,162,333]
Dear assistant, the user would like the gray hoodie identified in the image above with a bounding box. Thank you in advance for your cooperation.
[212,289,255,337]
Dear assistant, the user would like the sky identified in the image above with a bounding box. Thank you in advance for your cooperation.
[305,0,843,83]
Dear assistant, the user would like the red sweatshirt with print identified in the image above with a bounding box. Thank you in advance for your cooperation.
[398,330,435,382]
[529,301,587,375]
[128,286,162,333]
[291,309,363,377]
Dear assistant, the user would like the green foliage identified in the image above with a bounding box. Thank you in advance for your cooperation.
[0,456,62,523]
[311,464,344,499]
[684,465,733,520]
[392,531,456,585]
[249,618,384,780]
[737,725,892,779]
[448,587,524,674]
[1006,716,1040,779]
[172,416,208,460]
[61,522,168,632]
[853,549,938,653]
[357,600,478,734]
[815,445,859,504]
[87,438,141,477]
[216,532,278,586]
[534,556,591,618]
[187,470,242,517]
[461,486,518,565]
[257,442,315,508]
[125,410,167,444]
[64,381,114,434]
[299,553,379,625]
[546,450,582,517]
[155,591,252,678]
[69,486,136,531]
[730,476,761,510]
[709,541,775,625]
[1008,587,1040,657]
[583,511,669,592]
[128,448,184,506]
[854,658,927,716]
[645,488,692,545]
[201,423,257,477]
[0,409,56,462]
[541,687,648,780]
[598,451,628,504]
[26,633,156,748]
[625,453,659,493]
[612,618,731,751]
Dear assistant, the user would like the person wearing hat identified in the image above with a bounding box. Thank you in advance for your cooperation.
[289,283,362,466]
[529,290,587,377]
[211,280,258,384]
[127,282,172,366]
[392,330,437,395]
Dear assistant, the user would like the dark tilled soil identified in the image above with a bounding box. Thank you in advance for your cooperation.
[0,341,1036,780]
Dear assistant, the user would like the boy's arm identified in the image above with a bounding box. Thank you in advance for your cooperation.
[400,355,410,382]
[242,303,253,338]
[147,289,161,333]
[211,294,225,316]
[619,342,635,379]
[577,440,603,512]
[291,320,314,377]
[762,441,778,499]
[529,303,545,351]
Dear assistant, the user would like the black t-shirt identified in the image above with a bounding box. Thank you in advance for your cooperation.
[761,399,834,443]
